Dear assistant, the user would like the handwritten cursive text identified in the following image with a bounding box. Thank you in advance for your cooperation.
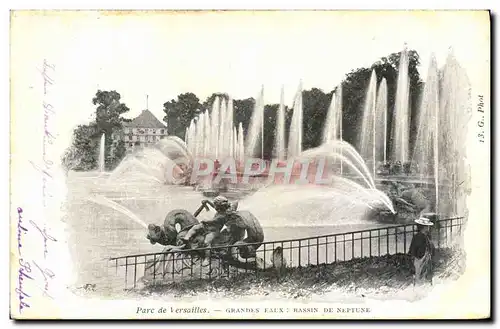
[30,220,57,259]
[40,59,55,95]
[17,207,28,256]
[16,259,34,313]
[33,261,55,299]
[30,60,57,207]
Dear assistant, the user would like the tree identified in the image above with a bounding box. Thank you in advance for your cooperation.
[91,90,131,170]
[202,92,230,113]
[61,123,99,171]
[233,97,255,134]
[301,88,333,150]
[92,90,131,135]
[62,90,132,172]
[163,92,202,139]
[342,67,374,146]
[106,138,127,170]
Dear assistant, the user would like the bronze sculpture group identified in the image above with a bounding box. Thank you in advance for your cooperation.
[146,196,265,267]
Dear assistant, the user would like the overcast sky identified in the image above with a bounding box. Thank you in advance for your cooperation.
[11,10,489,147]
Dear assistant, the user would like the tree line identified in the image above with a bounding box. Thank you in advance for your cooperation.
[62,49,422,171]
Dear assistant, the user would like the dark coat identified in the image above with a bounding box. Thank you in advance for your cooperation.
[408,232,434,259]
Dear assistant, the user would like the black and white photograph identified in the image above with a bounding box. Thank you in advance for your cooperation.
[9,9,490,320]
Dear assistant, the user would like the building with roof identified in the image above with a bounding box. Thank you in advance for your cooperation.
[114,109,168,151]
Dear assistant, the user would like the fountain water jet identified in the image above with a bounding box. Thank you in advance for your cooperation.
[322,85,343,173]
[184,96,242,162]
[232,127,237,159]
[87,194,148,228]
[204,110,211,157]
[359,70,378,178]
[99,133,106,172]
[359,72,389,178]
[331,140,377,188]
[391,47,411,162]
[323,91,340,144]
[218,100,227,158]
[211,97,220,158]
[288,82,303,158]
[300,146,374,191]
[186,119,195,156]
[413,54,439,185]
[436,51,471,217]
[107,136,191,185]
[238,123,245,162]
[246,87,265,158]
[274,85,286,161]
[298,140,394,213]
[376,78,388,163]
[227,98,234,158]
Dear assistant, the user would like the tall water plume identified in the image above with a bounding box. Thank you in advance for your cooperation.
[98,133,106,172]
[195,113,205,157]
[323,92,336,144]
[204,110,211,157]
[184,95,243,162]
[287,82,303,158]
[337,85,343,174]
[359,70,378,177]
[229,126,234,158]
[246,86,265,158]
[391,48,411,162]
[238,123,245,162]
[323,84,343,143]
[186,120,196,156]
[219,99,227,159]
[211,97,220,159]
[234,128,239,161]
[322,85,344,173]
[274,85,286,161]
[232,127,237,159]
[224,98,234,158]
[436,51,472,217]
[192,117,198,157]
[413,54,439,184]
[376,78,388,163]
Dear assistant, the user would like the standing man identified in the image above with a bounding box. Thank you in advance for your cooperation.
[408,217,435,285]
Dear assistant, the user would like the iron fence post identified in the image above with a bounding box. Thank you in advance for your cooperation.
[133,256,137,289]
[316,238,319,265]
[369,231,372,257]
[298,240,302,268]
[125,257,128,288]
[395,228,398,254]
[153,255,156,283]
[386,228,389,255]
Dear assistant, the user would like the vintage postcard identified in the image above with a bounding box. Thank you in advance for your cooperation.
[9,10,491,320]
